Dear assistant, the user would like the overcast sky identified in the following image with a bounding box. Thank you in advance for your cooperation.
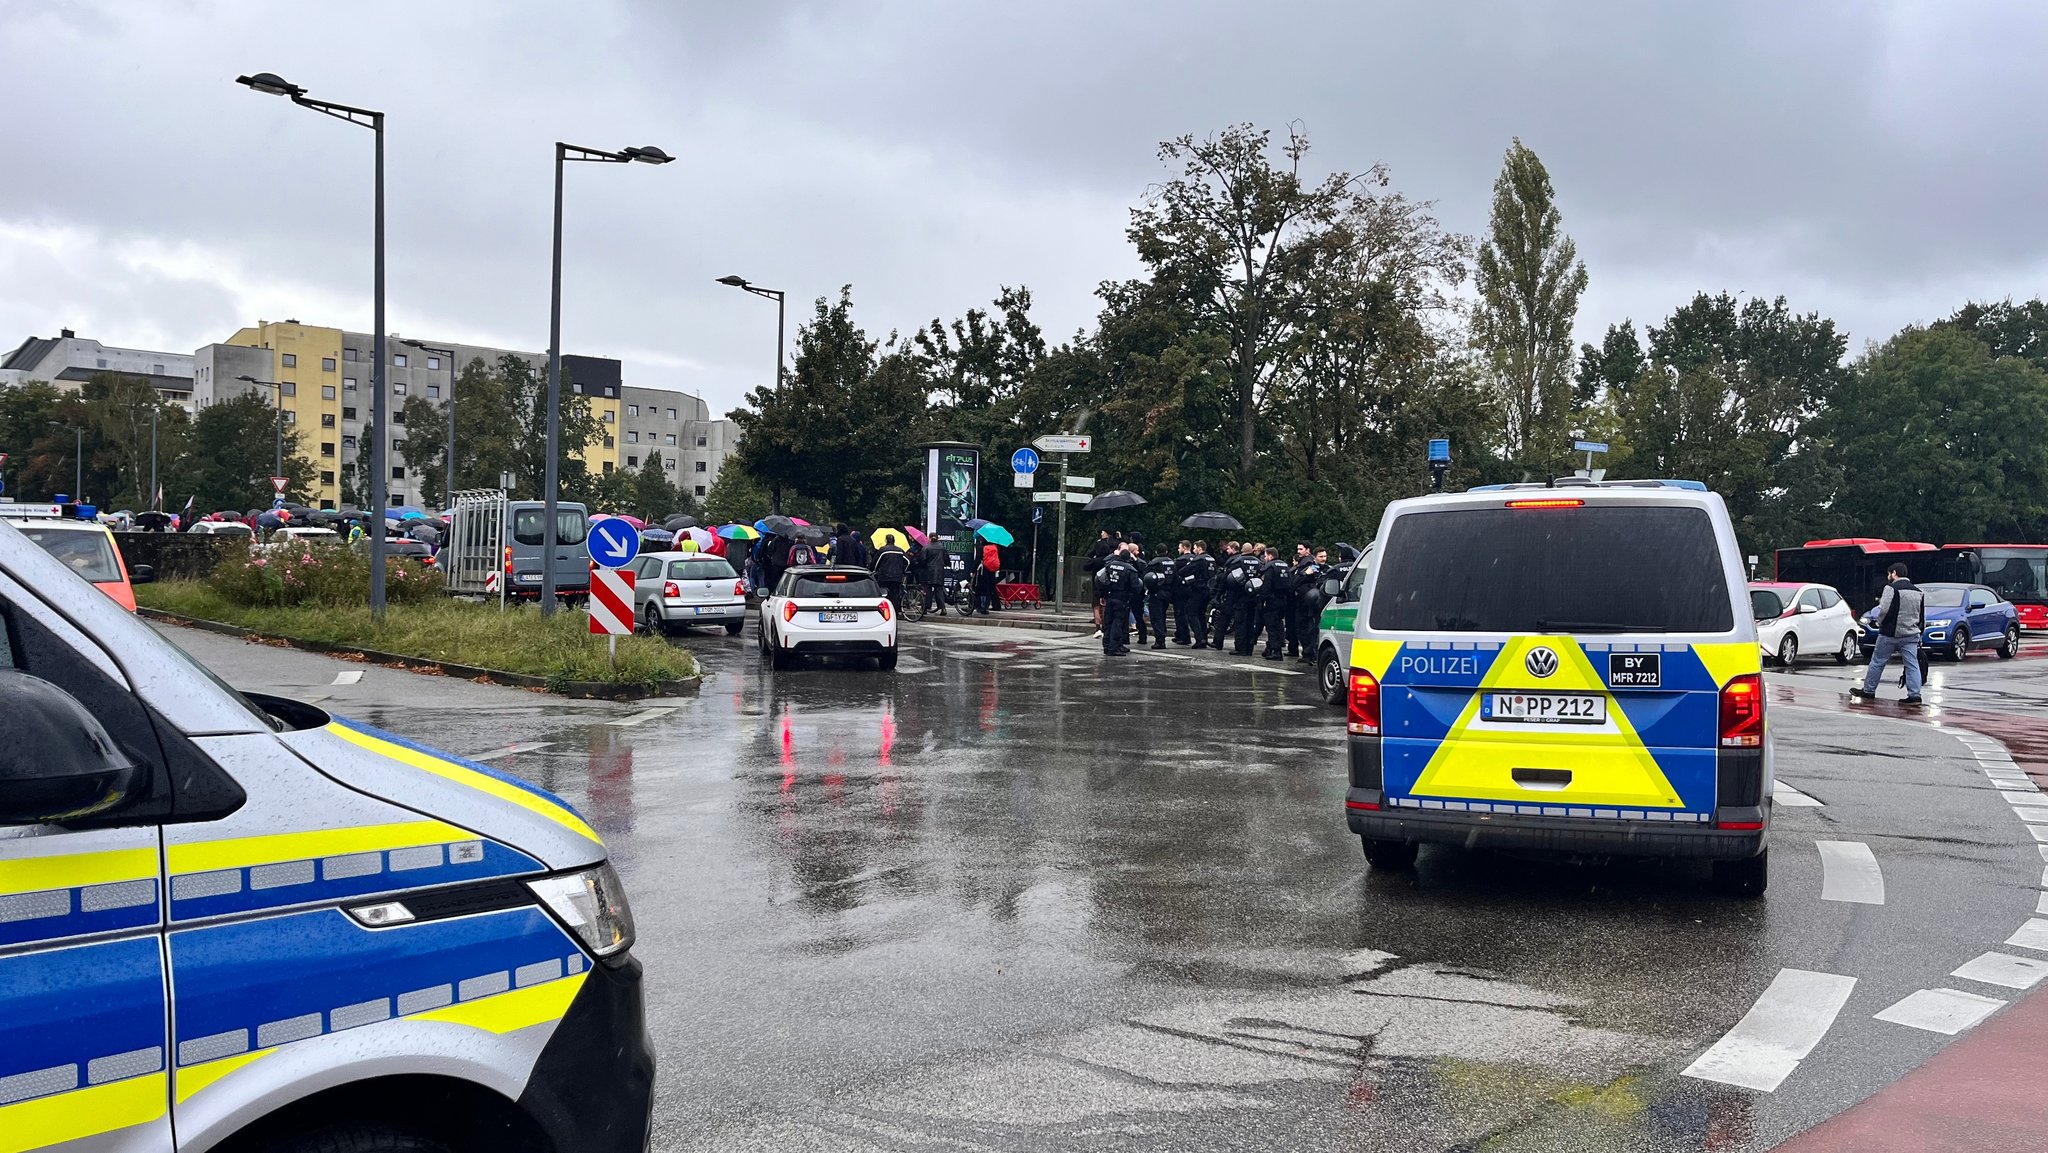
[3,0,2044,418]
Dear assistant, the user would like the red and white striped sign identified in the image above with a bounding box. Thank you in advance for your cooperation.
[587,565,634,636]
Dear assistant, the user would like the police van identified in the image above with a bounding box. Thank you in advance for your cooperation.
[0,519,652,1152]
[1341,481,1770,895]
[1313,545,1372,706]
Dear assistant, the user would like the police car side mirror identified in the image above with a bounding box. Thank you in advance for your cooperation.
[129,563,154,584]
[0,670,145,825]
[1322,576,1345,601]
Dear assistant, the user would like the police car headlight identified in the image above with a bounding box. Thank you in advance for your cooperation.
[528,862,636,958]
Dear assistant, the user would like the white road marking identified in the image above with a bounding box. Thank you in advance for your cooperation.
[1952,951,2048,991]
[2005,919,2048,952]
[1772,781,1823,807]
[2040,865,2048,889]
[2039,891,2048,917]
[2001,791,2048,807]
[1873,988,2005,1035]
[2016,808,2048,824]
[1817,841,1885,905]
[2030,825,2048,844]
[332,670,364,685]
[470,741,552,761]
[608,707,677,727]
[1680,968,1857,1092]
[946,650,1016,661]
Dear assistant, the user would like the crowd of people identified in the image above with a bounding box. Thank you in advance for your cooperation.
[1085,531,1349,659]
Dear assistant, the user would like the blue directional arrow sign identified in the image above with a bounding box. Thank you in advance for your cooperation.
[588,518,642,569]
[1011,447,1040,475]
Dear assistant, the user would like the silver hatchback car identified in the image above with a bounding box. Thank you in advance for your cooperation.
[629,551,748,635]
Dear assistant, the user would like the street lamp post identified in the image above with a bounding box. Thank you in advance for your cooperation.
[715,274,787,512]
[540,141,673,616]
[400,339,457,507]
[47,421,82,500]
[235,375,287,479]
[238,71,390,618]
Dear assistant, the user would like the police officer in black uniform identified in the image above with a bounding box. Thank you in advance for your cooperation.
[1258,546,1293,659]
[1210,541,1245,649]
[1096,545,1141,655]
[1289,543,1325,663]
[1178,540,1214,647]
[1233,546,1269,655]
[1144,549,1176,650]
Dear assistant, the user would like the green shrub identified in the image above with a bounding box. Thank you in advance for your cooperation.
[207,542,440,608]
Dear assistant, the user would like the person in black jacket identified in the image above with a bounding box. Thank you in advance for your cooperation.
[918,542,949,616]
[1095,548,1141,654]
[1232,546,1268,655]
[1209,541,1244,649]
[1143,551,1175,650]
[873,543,910,610]
[1258,547,1293,659]
[1287,544,1323,662]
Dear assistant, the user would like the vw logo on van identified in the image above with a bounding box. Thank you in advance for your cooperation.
[1525,646,1559,679]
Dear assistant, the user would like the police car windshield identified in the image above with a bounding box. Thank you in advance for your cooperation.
[1370,505,1733,634]
[17,526,122,583]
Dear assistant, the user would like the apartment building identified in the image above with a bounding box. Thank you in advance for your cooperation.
[0,329,197,411]
[619,385,737,500]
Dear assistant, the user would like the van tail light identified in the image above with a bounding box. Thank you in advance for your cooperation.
[1719,674,1764,748]
[1346,669,1381,735]
[663,581,680,598]
[733,580,747,597]
[783,602,798,623]
[503,545,512,574]
[878,599,892,622]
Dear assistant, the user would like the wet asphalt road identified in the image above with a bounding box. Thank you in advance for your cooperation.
[153,619,2048,1152]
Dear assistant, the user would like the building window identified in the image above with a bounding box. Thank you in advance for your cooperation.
[343,407,357,420]
[282,353,297,368]
[394,381,406,395]
[321,385,336,400]
[343,435,357,450]
[627,404,639,416]
[152,363,165,374]
[602,435,614,449]
[283,411,297,425]
[665,434,676,446]
[279,381,297,396]
[320,442,335,457]
[602,461,614,474]
[427,384,439,399]
[344,348,359,362]
[320,414,336,428]
[600,410,614,422]
[665,458,676,471]
[322,357,336,372]
[393,353,407,367]
[696,435,707,447]
[667,408,676,420]
[694,485,706,497]
[344,377,356,391]
[320,470,335,485]
[392,409,406,424]
[426,356,440,370]
[627,455,638,468]
[694,461,706,473]
[392,466,405,480]
[96,358,107,368]
[626,431,638,444]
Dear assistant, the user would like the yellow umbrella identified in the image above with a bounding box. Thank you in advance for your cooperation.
[871,527,909,550]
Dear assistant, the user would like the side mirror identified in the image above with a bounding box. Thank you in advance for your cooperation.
[129,563,154,584]
[1798,603,1817,615]
[0,670,145,825]
[1322,577,1345,600]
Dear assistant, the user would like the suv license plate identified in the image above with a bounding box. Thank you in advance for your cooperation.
[1483,693,1606,724]
[818,610,859,623]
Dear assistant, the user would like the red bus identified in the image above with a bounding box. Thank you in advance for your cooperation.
[1944,544,2048,631]
[1773,539,1943,616]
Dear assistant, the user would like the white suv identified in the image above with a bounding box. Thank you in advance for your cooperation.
[759,565,897,669]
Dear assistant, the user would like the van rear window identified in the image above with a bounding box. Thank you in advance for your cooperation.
[1369,505,1733,634]
[788,574,880,599]
[512,509,589,547]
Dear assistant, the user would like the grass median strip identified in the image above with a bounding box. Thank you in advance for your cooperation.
[139,581,696,689]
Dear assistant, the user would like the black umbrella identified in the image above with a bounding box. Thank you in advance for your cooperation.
[1084,490,1148,512]
[308,509,344,525]
[791,524,832,545]
[407,523,442,543]
[1181,511,1244,531]
[256,511,286,529]
[763,515,797,536]
[133,510,173,531]
[662,514,698,531]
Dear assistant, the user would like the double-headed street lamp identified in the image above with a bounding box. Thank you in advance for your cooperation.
[237,71,391,618]
[400,339,457,506]
[540,141,673,615]
[716,274,787,512]
[234,375,287,479]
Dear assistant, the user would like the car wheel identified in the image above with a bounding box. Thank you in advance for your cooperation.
[1361,838,1418,871]
[1951,627,1970,661]
[1712,848,1769,898]
[1999,624,2019,659]
[1835,632,1859,664]
[1317,645,1346,706]
[725,620,745,636]
[877,651,899,670]
[757,622,772,657]
[1777,635,1798,667]
[643,604,666,637]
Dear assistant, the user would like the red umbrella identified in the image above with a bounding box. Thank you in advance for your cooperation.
[904,525,931,547]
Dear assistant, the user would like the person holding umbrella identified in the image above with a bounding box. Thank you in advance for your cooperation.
[872,531,911,610]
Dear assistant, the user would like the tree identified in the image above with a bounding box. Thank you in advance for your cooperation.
[1574,322,1645,405]
[633,451,685,521]
[185,393,314,512]
[1816,326,2048,543]
[1472,138,1589,472]
[1128,123,1363,481]
[0,381,77,501]
[77,374,189,509]
[499,353,599,501]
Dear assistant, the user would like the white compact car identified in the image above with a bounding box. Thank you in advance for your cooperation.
[630,551,748,635]
[759,565,897,669]
[1749,581,1860,666]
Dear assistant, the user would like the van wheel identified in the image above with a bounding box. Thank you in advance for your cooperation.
[1999,624,2019,659]
[1776,635,1798,667]
[1317,646,1346,706]
[1361,838,1418,871]
[725,620,745,636]
[1712,849,1769,898]
[264,1124,452,1153]
[1835,633,1858,664]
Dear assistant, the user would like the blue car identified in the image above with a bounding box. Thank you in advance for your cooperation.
[1860,581,2021,661]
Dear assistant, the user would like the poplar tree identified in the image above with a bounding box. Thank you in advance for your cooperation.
[1472,139,1588,472]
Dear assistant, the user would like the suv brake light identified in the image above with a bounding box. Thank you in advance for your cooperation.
[663,581,680,598]
[1719,674,1763,748]
[1346,669,1381,735]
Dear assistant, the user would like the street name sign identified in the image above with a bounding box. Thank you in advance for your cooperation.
[1032,434,1091,454]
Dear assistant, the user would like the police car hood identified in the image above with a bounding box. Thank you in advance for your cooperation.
[275,716,605,872]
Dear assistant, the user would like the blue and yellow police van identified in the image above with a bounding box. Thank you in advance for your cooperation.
[0,518,652,1152]
[1340,480,1771,895]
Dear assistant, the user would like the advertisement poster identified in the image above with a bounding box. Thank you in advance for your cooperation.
[922,443,979,544]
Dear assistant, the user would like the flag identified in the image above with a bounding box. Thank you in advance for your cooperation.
[153,484,163,511]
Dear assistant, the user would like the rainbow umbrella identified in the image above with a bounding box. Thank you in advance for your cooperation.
[718,524,760,541]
